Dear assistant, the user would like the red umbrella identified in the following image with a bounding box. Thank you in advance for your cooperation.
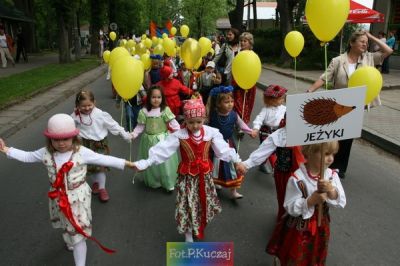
[347,0,384,23]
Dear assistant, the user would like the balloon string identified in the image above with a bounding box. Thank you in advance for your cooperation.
[237,90,247,153]
[324,43,328,90]
[294,57,297,92]
[120,99,124,126]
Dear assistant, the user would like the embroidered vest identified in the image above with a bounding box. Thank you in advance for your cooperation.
[178,137,212,176]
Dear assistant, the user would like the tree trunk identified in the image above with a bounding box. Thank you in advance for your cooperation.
[73,12,81,61]
[228,0,244,31]
[58,14,71,63]
[252,0,257,29]
[90,0,103,56]
[277,0,293,64]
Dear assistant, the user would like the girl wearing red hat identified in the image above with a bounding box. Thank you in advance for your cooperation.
[251,85,287,174]
[0,114,135,266]
[133,97,241,242]
[156,65,193,118]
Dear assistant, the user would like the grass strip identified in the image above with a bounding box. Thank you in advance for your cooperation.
[0,58,100,109]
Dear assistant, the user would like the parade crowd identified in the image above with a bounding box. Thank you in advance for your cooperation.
[0,27,394,266]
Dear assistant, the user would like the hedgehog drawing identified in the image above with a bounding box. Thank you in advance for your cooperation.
[301,97,356,127]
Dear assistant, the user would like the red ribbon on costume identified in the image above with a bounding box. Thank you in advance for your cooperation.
[48,161,116,254]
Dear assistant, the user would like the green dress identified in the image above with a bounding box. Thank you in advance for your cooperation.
[137,107,179,190]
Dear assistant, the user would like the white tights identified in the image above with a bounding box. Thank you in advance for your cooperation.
[92,172,106,189]
[73,240,87,266]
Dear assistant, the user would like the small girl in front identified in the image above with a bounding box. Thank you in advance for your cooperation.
[208,85,252,199]
[271,141,346,265]
[251,84,287,174]
[71,90,132,202]
[133,97,241,242]
[131,86,180,191]
[0,114,135,266]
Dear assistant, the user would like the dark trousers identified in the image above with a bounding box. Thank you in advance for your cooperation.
[381,56,390,73]
[124,103,141,131]
[330,138,353,175]
[16,45,27,62]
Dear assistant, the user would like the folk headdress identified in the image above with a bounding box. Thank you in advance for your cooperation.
[264,84,287,98]
[183,96,206,119]
[209,85,234,97]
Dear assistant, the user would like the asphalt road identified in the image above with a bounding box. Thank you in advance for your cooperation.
[0,71,399,265]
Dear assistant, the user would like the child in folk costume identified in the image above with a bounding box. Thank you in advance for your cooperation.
[251,85,287,174]
[133,97,241,242]
[156,65,193,117]
[71,90,132,202]
[270,141,346,265]
[207,85,252,199]
[131,86,180,191]
[0,114,135,266]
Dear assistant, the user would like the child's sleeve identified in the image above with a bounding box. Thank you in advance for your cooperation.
[6,147,45,163]
[81,146,126,169]
[134,133,180,170]
[326,170,346,208]
[236,115,252,134]
[102,111,130,137]
[252,108,267,130]
[211,128,241,163]
[284,176,315,219]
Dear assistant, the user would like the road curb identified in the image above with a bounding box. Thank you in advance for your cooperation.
[0,65,107,138]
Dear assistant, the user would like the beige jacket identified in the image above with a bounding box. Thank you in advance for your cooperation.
[320,51,384,89]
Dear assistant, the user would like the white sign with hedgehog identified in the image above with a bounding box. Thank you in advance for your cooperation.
[286,86,366,146]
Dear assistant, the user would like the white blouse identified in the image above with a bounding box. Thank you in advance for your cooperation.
[134,125,241,170]
[243,128,287,169]
[284,164,346,219]
[252,105,286,130]
[7,146,126,170]
[71,107,130,141]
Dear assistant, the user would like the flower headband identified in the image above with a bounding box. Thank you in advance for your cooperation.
[209,85,234,97]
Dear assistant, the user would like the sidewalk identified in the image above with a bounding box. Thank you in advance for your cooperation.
[0,53,107,138]
[258,64,400,156]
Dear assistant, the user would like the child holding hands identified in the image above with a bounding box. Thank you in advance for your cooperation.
[133,97,241,242]
[71,90,132,202]
[251,85,287,174]
[269,141,346,265]
[0,114,135,266]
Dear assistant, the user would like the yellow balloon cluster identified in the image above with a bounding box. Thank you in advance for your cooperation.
[232,51,261,90]
[109,31,116,41]
[109,47,130,68]
[141,53,151,70]
[181,38,201,69]
[170,27,177,36]
[198,37,212,57]
[305,0,350,42]
[163,38,175,56]
[348,66,383,105]
[153,44,165,56]
[284,31,304,58]
[111,57,144,101]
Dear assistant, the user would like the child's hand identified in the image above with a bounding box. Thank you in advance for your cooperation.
[125,161,139,171]
[317,179,334,193]
[307,191,328,207]
[235,162,248,176]
[121,132,132,143]
[0,138,9,153]
[251,129,259,138]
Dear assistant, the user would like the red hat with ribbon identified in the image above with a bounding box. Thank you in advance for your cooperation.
[264,84,288,98]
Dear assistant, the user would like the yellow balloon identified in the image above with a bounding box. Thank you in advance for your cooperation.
[180,25,190,38]
[102,50,111,63]
[119,39,127,47]
[144,38,152,49]
[194,58,202,70]
[162,33,168,39]
[209,48,215,56]
[232,50,261,90]
[305,0,350,42]
[348,66,382,105]
[130,47,136,56]
[153,44,165,56]
[181,38,201,69]
[109,31,117,41]
[163,38,175,56]
[141,53,151,71]
[152,36,158,46]
[170,27,177,36]
[112,57,144,101]
[158,38,164,45]
[141,34,147,40]
[127,39,135,48]
[135,42,147,55]
[198,37,212,57]
[109,47,130,68]
[284,31,305,58]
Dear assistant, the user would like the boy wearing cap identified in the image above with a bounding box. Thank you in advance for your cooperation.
[197,61,221,104]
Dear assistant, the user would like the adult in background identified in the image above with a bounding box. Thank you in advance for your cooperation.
[307,30,393,179]
[15,27,28,63]
[0,25,15,68]
[233,32,257,126]
[381,30,396,74]
[213,28,240,85]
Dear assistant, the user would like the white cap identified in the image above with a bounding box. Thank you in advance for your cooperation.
[206,61,215,68]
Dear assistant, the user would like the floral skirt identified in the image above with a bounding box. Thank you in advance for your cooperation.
[175,173,222,237]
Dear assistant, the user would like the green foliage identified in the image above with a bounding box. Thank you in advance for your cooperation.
[0,58,99,109]
[252,28,282,61]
